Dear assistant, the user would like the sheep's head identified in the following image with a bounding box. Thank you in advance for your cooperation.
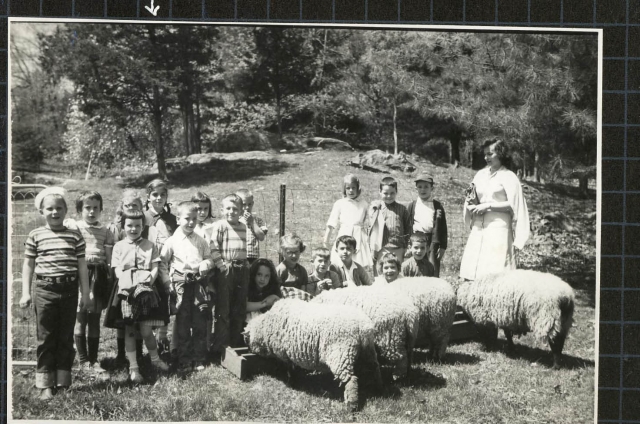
[242,330,251,347]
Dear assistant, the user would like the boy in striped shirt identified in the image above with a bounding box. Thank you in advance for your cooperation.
[209,194,250,358]
[20,187,90,400]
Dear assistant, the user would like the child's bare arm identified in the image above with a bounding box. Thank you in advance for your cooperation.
[323,226,334,247]
[77,257,91,311]
[20,258,35,308]
[150,262,159,284]
[248,215,266,241]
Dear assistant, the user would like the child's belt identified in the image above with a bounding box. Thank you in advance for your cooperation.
[35,274,77,283]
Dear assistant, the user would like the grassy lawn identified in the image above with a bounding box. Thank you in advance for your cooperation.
[9,150,596,422]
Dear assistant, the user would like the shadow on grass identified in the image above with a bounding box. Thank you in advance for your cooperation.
[412,349,481,366]
[397,367,447,390]
[124,158,295,188]
[499,340,595,370]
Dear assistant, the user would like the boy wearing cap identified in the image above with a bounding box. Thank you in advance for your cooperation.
[407,173,448,277]
[20,187,91,400]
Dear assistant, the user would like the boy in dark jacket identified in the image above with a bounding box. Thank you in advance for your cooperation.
[406,173,448,277]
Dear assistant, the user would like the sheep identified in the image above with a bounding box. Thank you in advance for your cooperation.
[312,285,419,380]
[243,298,383,411]
[386,277,457,361]
[457,269,575,369]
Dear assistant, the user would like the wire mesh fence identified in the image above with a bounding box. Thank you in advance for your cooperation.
[9,182,588,363]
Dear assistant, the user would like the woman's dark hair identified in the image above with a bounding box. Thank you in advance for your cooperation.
[248,258,281,299]
[482,138,512,169]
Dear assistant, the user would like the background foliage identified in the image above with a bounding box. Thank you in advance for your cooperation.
[11,25,597,182]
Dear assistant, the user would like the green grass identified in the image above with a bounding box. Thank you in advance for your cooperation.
[10,150,596,422]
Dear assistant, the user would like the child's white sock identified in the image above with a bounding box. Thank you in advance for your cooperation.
[126,351,138,370]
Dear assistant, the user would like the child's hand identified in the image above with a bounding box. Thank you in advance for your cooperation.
[319,279,332,290]
[243,211,253,222]
[19,294,31,309]
[436,247,446,260]
[81,293,92,312]
[199,262,210,276]
[218,262,227,273]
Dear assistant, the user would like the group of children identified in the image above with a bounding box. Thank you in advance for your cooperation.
[19,172,448,400]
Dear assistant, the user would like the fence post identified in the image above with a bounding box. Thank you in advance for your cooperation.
[279,184,286,263]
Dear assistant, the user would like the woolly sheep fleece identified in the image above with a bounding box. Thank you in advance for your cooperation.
[312,285,419,377]
[387,277,457,359]
[457,269,575,343]
[244,298,380,385]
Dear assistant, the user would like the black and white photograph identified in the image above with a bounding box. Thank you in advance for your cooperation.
[8,19,599,422]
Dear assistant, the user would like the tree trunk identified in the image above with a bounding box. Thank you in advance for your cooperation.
[450,132,461,165]
[193,87,202,154]
[274,60,283,141]
[393,99,398,155]
[180,95,190,156]
[534,150,540,182]
[578,176,589,198]
[152,85,168,181]
[84,148,95,180]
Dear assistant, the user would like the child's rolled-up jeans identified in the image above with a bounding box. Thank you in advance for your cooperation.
[211,260,249,353]
[173,273,210,365]
[33,276,79,388]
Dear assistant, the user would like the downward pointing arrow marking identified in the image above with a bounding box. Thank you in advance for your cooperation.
[145,0,160,16]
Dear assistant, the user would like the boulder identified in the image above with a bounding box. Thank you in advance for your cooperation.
[304,137,353,151]
[209,130,278,153]
[348,150,417,173]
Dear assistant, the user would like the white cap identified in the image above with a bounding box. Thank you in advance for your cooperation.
[34,187,68,210]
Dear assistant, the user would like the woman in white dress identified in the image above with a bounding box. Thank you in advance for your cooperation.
[459,139,530,280]
[323,174,374,273]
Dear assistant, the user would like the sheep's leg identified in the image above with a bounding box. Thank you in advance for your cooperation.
[503,328,516,355]
[549,333,567,370]
[361,346,384,393]
[344,376,359,412]
[477,324,499,351]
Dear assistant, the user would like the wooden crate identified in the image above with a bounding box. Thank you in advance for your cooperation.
[449,306,477,342]
[221,347,265,380]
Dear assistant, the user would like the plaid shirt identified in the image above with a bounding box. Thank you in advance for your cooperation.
[280,286,312,301]
[239,215,267,259]
[210,220,247,268]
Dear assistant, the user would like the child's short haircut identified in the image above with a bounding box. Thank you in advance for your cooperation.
[409,232,428,246]
[379,177,398,191]
[280,234,306,253]
[335,235,357,251]
[176,201,198,216]
[145,179,171,213]
[235,188,253,199]
[378,252,401,273]
[120,209,145,229]
[122,189,143,206]
[222,193,242,208]
[311,247,331,261]
[191,192,213,218]
[342,174,361,197]
[75,191,104,213]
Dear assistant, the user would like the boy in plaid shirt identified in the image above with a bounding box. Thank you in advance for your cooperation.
[209,194,250,356]
[236,189,267,264]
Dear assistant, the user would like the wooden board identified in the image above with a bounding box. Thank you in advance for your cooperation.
[449,306,477,342]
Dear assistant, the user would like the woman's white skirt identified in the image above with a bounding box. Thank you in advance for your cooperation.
[459,211,516,280]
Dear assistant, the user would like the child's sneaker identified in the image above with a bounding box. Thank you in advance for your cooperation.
[38,388,54,400]
[194,362,205,371]
[90,362,107,374]
[152,359,169,372]
[129,368,144,384]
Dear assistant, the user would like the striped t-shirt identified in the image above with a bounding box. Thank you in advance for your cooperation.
[24,226,86,276]
[68,220,114,264]
[210,220,247,266]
